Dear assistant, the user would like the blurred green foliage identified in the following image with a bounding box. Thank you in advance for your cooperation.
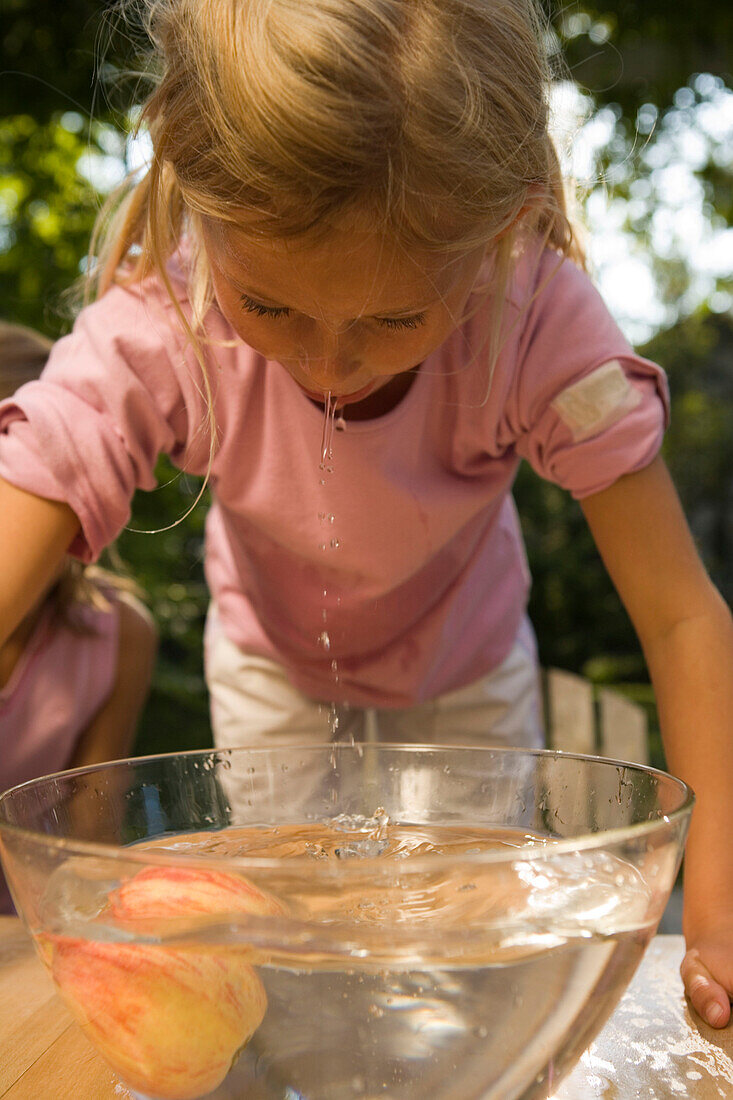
[0,114,101,329]
[114,467,212,753]
[1,0,731,756]
[554,0,732,110]
[1,0,129,121]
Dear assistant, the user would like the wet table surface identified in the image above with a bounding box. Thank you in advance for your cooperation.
[1,917,732,1098]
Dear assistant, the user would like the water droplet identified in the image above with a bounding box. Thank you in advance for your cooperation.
[330,537,340,549]
[318,631,331,651]
[305,842,328,860]
[320,391,337,469]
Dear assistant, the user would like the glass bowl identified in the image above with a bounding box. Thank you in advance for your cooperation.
[0,744,692,1100]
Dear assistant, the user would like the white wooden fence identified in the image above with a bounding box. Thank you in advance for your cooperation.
[544,668,649,765]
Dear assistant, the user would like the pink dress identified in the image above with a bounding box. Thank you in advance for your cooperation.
[0,246,668,709]
[0,600,118,912]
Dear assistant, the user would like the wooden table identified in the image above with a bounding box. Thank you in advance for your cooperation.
[2,917,732,1098]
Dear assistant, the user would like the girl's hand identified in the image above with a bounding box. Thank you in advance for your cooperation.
[680,921,733,1029]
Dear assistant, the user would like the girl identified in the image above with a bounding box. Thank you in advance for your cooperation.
[0,0,731,1025]
[0,323,158,911]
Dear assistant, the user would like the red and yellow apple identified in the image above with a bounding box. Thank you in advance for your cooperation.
[39,933,267,1099]
[37,865,285,1100]
[108,865,286,924]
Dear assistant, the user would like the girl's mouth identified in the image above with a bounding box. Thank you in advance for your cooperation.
[299,380,378,406]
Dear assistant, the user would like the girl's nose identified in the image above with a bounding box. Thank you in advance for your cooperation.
[314,331,341,361]
[310,318,352,351]
[298,322,356,380]
[303,359,356,391]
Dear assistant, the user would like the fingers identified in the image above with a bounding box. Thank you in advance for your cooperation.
[680,949,732,1029]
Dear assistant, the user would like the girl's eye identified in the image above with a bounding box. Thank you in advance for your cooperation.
[376,313,426,331]
[240,293,290,319]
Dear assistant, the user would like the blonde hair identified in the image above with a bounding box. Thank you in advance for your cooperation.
[0,322,143,631]
[94,0,585,307]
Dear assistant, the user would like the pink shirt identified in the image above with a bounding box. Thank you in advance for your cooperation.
[0,599,118,912]
[0,601,118,790]
[0,247,668,708]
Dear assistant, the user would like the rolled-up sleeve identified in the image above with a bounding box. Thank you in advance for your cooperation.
[512,256,669,499]
[0,280,209,560]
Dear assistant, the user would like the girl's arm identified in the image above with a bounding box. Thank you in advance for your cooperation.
[67,594,158,769]
[0,477,80,648]
[580,454,733,1028]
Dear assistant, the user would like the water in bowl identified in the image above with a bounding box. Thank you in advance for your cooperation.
[43,813,655,1100]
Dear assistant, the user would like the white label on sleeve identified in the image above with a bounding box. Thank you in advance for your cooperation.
[550,360,642,441]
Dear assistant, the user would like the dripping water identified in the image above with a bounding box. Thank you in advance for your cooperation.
[318,392,341,739]
[320,390,337,474]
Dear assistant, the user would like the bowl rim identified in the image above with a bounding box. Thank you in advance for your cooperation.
[0,743,695,874]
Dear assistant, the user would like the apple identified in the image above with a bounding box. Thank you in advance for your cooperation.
[39,932,267,1099]
[108,864,285,924]
[37,866,286,1099]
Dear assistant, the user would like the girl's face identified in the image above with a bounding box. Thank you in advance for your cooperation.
[203,215,485,408]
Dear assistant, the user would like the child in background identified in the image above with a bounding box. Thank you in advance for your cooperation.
[0,0,731,1023]
[0,322,158,911]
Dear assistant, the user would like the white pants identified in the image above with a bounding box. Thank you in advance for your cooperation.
[206,613,544,752]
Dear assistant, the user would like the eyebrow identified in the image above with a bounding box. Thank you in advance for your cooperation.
[230,278,435,318]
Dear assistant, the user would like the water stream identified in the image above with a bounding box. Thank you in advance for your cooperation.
[318,392,342,738]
